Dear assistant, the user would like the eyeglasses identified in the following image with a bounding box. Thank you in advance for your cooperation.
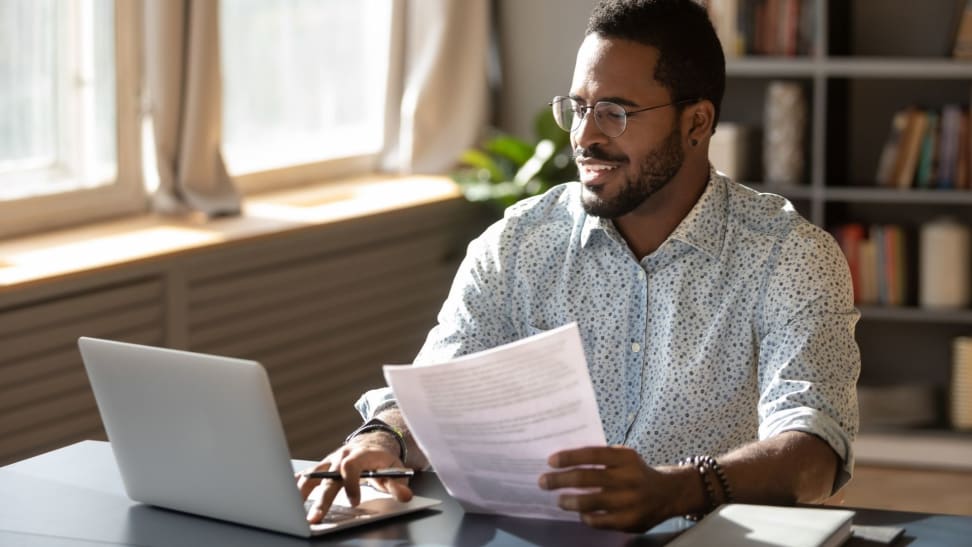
[549,96,697,138]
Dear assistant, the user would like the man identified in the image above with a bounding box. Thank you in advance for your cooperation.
[298,0,859,533]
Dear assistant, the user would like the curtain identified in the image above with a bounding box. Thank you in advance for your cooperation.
[383,0,491,174]
[144,0,240,216]
[142,0,488,215]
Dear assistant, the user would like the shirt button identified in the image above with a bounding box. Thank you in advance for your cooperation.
[637,270,646,280]
[627,412,636,424]
[631,342,641,353]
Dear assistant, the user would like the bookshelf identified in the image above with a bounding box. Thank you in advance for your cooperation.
[713,0,972,467]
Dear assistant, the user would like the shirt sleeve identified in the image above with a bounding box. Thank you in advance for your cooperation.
[355,218,516,420]
[756,223,861,492]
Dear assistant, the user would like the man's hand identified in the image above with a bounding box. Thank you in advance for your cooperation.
[538,445,679,532]
[296,433,414,523]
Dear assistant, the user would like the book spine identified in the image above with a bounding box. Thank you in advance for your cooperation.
[915,111,940,189]
[875,109,909,187]
[893,109,930,189]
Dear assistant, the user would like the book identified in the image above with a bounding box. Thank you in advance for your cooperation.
[834,223,865,303]
[957,108,969,189]
[666,504,855,547]
[858,237,878,305]
[875,109,909,187]
[938,104,963,189]
[891,108,930,189]
[708,0,741,58]
[914,111,939,189]
[953,0,972,59]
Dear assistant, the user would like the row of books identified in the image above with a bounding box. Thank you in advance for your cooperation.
[874,105,971,190]
[832,223,907,306]
[706,0,815,57]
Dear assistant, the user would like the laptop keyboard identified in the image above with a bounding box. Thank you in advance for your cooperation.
[304,501,375,523]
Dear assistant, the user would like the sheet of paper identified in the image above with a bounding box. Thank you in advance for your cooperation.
[383,322,606,521]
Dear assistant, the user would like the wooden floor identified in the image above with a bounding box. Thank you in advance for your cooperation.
[833,465,972,516]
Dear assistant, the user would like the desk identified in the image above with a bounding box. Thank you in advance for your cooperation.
[2,441,970,546]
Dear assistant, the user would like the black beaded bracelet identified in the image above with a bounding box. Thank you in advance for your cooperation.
[700,455,733,504]
[679,456,716,520]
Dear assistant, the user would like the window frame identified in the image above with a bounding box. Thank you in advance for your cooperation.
[0,1,145,240]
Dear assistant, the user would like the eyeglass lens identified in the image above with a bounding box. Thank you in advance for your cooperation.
[551,97,628,138]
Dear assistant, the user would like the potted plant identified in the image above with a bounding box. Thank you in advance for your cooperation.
[452,108,577,216]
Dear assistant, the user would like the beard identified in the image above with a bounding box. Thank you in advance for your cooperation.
[577,123,684,219]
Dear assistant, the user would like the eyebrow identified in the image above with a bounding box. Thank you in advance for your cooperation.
[568,94,640,108]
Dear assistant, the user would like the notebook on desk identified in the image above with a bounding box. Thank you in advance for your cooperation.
[666,504,855,547]
[77,337,440,538]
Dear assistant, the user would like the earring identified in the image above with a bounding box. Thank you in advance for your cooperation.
[691,139,698,146]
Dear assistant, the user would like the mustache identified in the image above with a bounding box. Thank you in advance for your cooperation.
[573,145,627,164]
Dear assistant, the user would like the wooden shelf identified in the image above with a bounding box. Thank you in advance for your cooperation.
[823,187,972,205]
[859,306,972,324]
[824,57,972,79]
[856,430,972,471]
[726,57,972,79]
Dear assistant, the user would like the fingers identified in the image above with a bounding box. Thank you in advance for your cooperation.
[296,442,408,523]
[306,479,344,523]
[377,478,414,502]
[547,445,640,468]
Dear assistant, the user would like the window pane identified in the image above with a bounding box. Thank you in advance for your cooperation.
[221,0,393,175]
[0,1,57,170]
[0,0,117,201]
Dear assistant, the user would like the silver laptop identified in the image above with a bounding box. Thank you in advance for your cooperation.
[77,337,440,537]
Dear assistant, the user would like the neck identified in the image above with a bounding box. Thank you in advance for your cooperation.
[613,158,709,259]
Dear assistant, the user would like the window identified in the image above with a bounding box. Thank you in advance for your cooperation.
[0,0,143,238]
[220,0,395,192]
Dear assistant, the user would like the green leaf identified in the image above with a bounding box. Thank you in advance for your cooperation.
[459,149,505,182]
[513,139,556,187]
[534,108,571,151]
[484,135,534,166]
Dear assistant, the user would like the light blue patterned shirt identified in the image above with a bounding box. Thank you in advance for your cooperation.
[358,169,860,487]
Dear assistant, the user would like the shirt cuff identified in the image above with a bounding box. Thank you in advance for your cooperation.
[354,387,398,420]
[759,407,856,493]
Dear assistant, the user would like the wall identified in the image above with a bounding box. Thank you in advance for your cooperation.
[496,0,593,139]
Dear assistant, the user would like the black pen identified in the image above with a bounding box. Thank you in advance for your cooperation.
[302,468,414,480]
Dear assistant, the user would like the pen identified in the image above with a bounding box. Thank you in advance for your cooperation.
[302,468,414,480]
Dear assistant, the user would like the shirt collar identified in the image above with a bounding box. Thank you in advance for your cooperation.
[579,167,728,260]
[667,167,728,260]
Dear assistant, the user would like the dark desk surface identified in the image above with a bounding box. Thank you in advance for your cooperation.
[2,441,971,546]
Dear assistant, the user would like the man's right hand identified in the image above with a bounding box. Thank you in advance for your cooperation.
[296,433,414,523]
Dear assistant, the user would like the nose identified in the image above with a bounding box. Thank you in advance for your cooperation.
[572,107,609,151]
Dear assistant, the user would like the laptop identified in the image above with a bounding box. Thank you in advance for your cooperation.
[77,337,440,537]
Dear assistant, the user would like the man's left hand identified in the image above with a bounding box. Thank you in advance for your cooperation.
[538,445,676,532]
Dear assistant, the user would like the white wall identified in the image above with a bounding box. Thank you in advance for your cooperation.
[496,0,595,140]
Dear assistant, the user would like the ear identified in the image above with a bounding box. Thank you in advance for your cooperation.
[683,100,716,148]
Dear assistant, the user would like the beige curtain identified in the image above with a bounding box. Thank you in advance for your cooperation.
[144,0,240,216]
[384,0,491,174]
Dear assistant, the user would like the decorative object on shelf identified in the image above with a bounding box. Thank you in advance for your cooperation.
[919,218,971,309]
[762,80,805,187]
[451,108,575,216]
[951,336,972,431]
[709,122,757,182]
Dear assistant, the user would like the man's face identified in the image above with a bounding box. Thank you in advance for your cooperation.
[569,34,685,219]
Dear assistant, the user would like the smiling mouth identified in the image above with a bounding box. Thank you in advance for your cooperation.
[578,162,620,186]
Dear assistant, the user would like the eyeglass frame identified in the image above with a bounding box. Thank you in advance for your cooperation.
[549,96,700,138]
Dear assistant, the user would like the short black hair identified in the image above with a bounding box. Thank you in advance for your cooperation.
[587,0,725,132]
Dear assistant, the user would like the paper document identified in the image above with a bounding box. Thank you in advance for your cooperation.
[383,323,606,520]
